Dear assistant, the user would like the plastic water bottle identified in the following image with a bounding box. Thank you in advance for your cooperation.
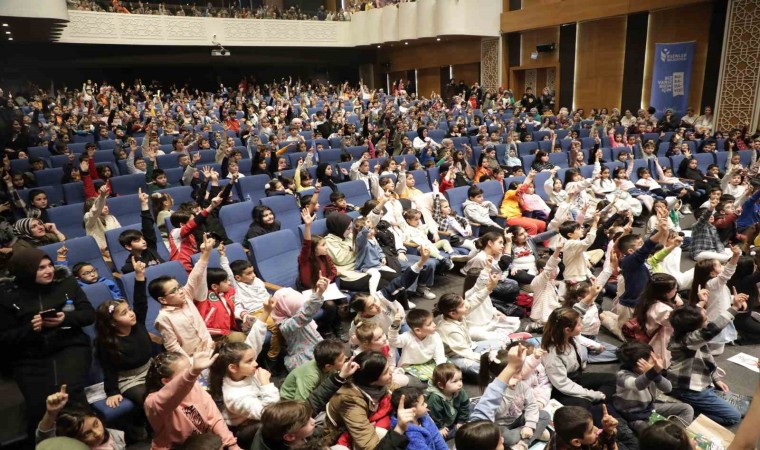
[61,296,74,330]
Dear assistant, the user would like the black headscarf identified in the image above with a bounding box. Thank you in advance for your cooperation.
[10,247,49,287]
[326,211,352,238]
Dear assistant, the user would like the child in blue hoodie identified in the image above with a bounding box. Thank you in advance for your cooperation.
[72,262,124,300]
[55,246,124,300]
[390,386,448,450]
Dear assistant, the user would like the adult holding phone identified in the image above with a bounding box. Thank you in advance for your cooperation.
[0,247,95,438]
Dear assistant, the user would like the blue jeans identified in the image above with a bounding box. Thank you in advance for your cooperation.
[670,387,741,426]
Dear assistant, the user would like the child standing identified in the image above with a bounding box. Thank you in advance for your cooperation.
[689,245,744,355]
[144,350,242,450]
[691,203,733,262]
[528,245,562,330]
[612,342,693,434]
[151,234,214,359]
[84,185,122,251]
[425,363,470,440]
[389,309,447,383]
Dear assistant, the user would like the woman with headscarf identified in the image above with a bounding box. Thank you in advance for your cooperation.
[324,212,393,292]
[245,205,281,241]
[0,248,95,437]
[412,127,440,167]
[13,217,65,251]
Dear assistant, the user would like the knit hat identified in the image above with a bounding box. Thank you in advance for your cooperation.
[10,247,49,286]
[326,211,352,238]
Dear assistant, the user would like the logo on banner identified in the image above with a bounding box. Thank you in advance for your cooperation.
[660,48,689,63]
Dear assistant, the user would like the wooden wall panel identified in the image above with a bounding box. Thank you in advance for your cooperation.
[376,38,482,73]
[502,0,711,33]
[641,4,712,112]
[417,67,441,97]
[520,27,560,66]
[573,16,627,112]
[452,63,480,86]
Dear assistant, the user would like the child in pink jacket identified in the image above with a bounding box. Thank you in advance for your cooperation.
[153,234,214,359]
[144,349,241,450]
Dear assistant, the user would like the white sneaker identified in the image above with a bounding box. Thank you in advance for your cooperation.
[450,254,469,262]
[460,267,469,277]
[681,205,693,215]
[443,259,455,271]
[407,301,416,309]
[416,286,436,299]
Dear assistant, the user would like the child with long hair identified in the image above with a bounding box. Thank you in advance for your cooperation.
[36,386,126,449]
[612,343,693,434]
[475,343,551,450]
[507,223,559,286]
[208,297,278,449]
[433,270,504,377]
[688,245,745,355]
[632,273,682,368]
[94,257,151,417]
[460,231,521,309]
[425,363,470,440]
[151,192,174,236]
[527,245,562,331]
[666,297,746,426]
[541,307,616,409]
[272,273,331,372]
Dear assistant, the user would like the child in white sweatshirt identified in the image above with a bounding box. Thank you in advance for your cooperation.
[434,270,504,377]
[389,308,447,382]
[220,246,283,365]
[208,298,279,448]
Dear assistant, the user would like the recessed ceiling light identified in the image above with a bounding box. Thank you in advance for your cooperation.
[377,45,380,48]
[1,24,8,27]
[436,37,441,41]
[404,42,408,45]
[8,38,12,41]
[4,31,10,35]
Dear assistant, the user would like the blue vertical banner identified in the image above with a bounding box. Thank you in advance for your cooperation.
[649,41,695,118]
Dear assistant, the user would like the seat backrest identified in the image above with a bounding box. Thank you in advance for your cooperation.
[298,218,328,242]
[34,168,64,187]
[237,174,271,204]
[479,180,505,207]
[81,282,118,310]
[249,229,300,288]
[157,186,194,206]
[156,154,181,169]
[219,200,255,243]
[63,182,86,205]
[109,174,148,196]
[533,171,553,201]
[517,142,538,156]
[106,194,142,227]
[410,170,431,193]
[46,204,87,239]
[40,236,113,281]
[120,261,188,334]
[190,242,249,268]
[548,152,568,168]
[443,186,471,216]
[694,152,717,173]
[521,154,535,173]
[260,195,302,231]
[339,180,371,209]
[426,166,440,190]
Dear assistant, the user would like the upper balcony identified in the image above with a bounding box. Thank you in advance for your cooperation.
[0,0,501,47]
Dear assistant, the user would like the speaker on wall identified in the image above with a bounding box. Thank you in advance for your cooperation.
[536,43,556,53]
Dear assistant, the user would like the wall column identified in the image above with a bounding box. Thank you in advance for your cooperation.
[481,37,501,91]
[714,0,760,131]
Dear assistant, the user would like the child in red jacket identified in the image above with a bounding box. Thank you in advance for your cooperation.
[169,194,222,272]
[195,262,246,344]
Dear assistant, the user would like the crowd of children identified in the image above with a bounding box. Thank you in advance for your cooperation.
[3,78,760,450]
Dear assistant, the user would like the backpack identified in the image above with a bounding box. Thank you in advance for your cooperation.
[622,317,651,343]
